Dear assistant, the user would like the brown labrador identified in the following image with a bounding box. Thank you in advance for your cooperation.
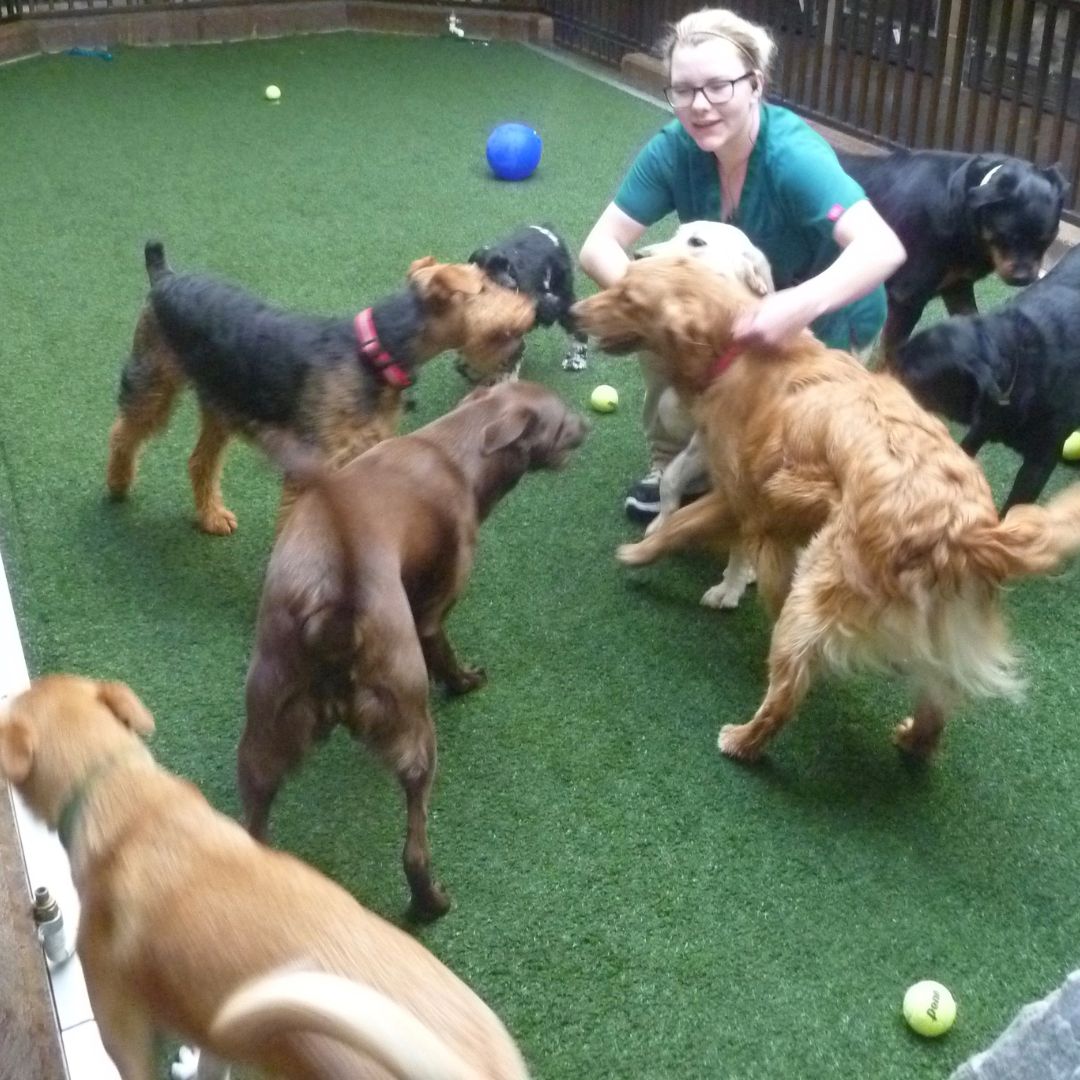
[239,381,587,919]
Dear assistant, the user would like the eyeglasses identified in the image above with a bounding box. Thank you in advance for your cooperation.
[663,72,755,109]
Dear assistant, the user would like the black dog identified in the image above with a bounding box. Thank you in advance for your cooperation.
[896,245,1080,512]
[838,149,1066,354]
[459,223,588,382]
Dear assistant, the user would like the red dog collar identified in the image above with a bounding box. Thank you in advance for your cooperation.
[706,344,742,383]
[354,308,412,389]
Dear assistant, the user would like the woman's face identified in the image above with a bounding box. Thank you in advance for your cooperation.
[668,37,759,155]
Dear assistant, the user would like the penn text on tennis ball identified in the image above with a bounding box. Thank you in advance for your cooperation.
[264,84,281,102]
[1063,430,1080,461]
[485,123,543,181]
[590,385,619,413]
[903,980,956,1037]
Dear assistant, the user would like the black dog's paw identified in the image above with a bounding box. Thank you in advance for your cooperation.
[562,342,588,371]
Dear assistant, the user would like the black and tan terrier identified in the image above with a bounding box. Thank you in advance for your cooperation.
[105,242,536,534]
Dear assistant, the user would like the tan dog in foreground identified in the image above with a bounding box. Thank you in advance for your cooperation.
[573,257,1080,762]
[0,675,529,1080]
[240,381,588,920]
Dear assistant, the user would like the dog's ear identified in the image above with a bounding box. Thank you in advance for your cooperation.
[947,156,997,216]
[478,253,518,291]
[659,295,710,355]
[481,405,536,455]
[741,249,775,297]
[408,255,437,275]
[967,159,1020,211]
[410,262,484,306]
[467,246,489,266]
[97,681,155,736]
[1044,163,1069,198]
[0,718,34,783]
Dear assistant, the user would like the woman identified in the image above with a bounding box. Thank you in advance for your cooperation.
[579,7,906,522]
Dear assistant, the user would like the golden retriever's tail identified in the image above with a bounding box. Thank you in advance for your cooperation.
[212,970,490,1080]
[965,483,1080,582]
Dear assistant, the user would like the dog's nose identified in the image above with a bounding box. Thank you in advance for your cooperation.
[1003,266,1037,286]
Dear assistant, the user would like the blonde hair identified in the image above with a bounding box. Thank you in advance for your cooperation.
[657,7,777,82]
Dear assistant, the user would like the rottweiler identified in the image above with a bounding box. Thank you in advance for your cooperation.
[838,149,1066,354]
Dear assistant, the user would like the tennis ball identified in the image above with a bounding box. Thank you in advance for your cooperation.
[1063,430,1080,461]
[903,980,956,1037]
[264,84,281,102]
[590,384,618,413]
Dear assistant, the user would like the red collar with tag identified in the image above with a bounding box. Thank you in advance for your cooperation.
[354,308,412,389]
[705,344,742,384]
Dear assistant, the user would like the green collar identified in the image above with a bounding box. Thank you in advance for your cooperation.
[56,750,139,853]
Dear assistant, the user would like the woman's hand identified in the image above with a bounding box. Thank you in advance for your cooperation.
[732,287,818,349]
[733,199,906,349]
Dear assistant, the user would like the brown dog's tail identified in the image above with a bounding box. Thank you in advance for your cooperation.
[254,430,328,488]
[254,431,369,652]
[965,482,1080,582]
[212,970,491,1080]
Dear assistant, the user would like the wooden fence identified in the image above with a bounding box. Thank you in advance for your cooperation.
[551,0,1080,221]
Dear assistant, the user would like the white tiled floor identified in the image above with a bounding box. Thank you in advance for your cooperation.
[1,552,119,1080]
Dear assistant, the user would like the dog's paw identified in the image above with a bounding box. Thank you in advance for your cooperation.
[616,540,655,566]
[171,1046,200,1080]
[561,344,588,371]
[891,717,941,760]
[447,666,487,695]
[717,723,765,761]
[701,581,744,610]
[409,883,452,922]
[197,506,238,536]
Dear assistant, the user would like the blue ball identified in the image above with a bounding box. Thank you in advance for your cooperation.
[486,123,543,181]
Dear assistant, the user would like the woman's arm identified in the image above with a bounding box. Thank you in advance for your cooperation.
[733,198,906,347]
[579,203,650,289]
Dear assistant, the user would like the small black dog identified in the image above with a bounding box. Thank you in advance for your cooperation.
[838,149,1066,353]
[896,245,1080,512]
[459,223,587,382]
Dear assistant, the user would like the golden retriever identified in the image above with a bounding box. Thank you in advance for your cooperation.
[572,256,1080,762]
[636,221,776,610]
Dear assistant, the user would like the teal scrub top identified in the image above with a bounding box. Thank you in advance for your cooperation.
[614,104,887,351]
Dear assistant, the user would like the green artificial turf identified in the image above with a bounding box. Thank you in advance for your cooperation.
[3,32,1080,1080]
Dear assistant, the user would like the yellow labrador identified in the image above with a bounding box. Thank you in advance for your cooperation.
[0,675,528,1080]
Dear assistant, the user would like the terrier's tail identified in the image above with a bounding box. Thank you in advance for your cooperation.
[144,240,171,285]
